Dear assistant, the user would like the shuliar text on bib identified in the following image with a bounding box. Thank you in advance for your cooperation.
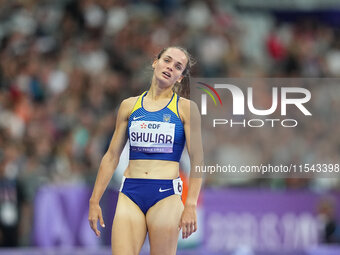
[129,120,175,153]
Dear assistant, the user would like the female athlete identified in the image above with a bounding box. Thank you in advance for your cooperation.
[88,46,203,255]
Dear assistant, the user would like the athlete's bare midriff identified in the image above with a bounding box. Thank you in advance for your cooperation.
[124,159,180,179]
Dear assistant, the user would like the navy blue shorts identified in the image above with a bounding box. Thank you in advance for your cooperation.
[119,177,183,214]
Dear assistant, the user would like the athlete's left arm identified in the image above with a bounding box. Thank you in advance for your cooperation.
[178,98,203,239]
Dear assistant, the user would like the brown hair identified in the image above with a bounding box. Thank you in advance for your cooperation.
[156,46,195,99]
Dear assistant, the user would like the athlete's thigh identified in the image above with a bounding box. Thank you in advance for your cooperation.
[112,193,147,255]
[146,195,184,255]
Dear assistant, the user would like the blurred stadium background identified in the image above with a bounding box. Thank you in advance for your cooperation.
[0,0,340,254]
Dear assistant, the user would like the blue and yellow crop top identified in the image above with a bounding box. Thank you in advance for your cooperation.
[128,91,185,162]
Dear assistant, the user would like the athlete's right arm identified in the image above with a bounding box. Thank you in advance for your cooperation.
[88,97,135,237]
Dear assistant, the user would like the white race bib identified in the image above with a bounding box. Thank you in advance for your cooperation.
[129,121,175,153]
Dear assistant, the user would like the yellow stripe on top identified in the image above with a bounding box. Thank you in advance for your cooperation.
[167,93,179,118]
[131,91,147,114]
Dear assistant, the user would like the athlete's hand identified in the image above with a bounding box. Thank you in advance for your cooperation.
[179,204,197,239]
[88,200,105,237]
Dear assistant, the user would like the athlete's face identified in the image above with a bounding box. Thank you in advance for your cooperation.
[152,48,188,87]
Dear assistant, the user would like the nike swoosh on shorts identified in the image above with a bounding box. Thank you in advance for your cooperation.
[159,187,172,192]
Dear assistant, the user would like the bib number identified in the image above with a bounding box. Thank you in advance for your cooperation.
[129,121,175,153]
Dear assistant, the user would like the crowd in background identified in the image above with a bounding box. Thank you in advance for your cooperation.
[0,0,340,247]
